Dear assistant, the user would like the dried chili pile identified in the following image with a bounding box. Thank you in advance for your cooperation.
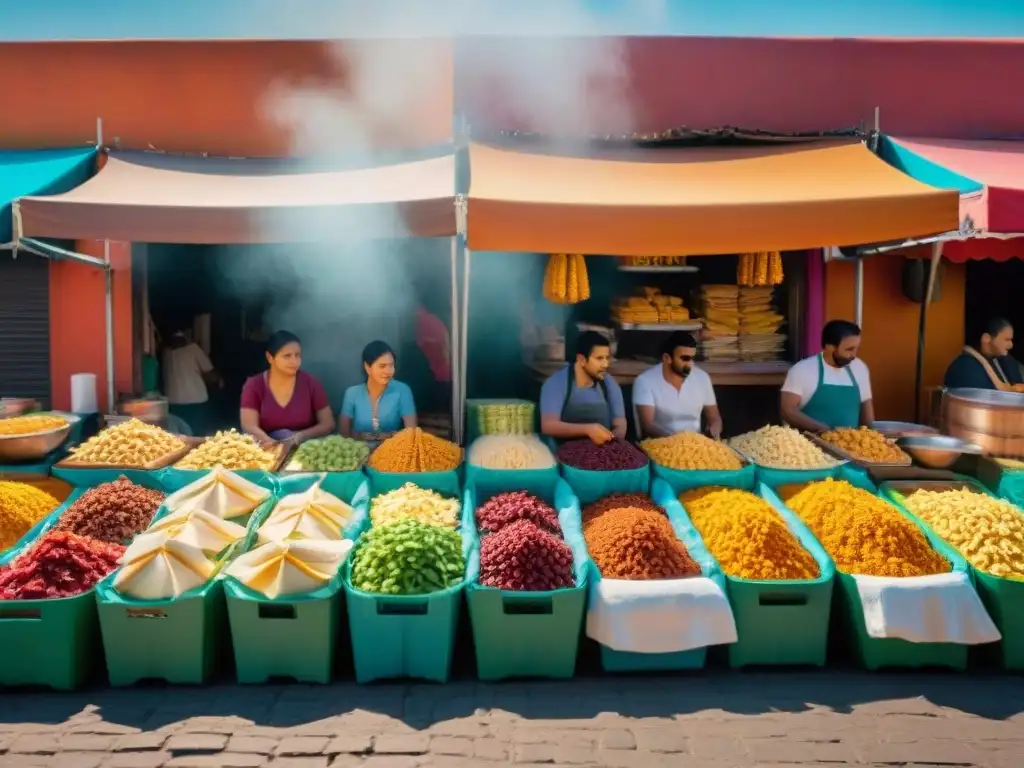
[582,493,664,525]
[478,519,575,591]
[583,500,700,580]
[54,476,164,545]
[475,492,560,534]
[556,439,647,471]
[0,531,124,600]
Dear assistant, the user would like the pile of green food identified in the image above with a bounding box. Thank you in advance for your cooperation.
[350,518,464,595]
[288,436,370,472]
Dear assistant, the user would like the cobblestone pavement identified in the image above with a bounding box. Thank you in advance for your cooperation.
[0,672,1021,768]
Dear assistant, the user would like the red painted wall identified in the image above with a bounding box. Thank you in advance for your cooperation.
[458,37,1024,139]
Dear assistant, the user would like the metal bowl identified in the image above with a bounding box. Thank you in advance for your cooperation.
[871,421,939,438]
[897,435,983,470]
[0,412,79,462]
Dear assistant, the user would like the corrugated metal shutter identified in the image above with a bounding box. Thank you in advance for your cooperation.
[0,253,51,405]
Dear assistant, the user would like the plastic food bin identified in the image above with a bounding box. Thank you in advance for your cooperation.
[463,480,586,681]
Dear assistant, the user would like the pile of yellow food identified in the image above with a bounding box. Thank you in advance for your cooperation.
[697,285,740,362]
[995,457,1024,471]
[729,425,840,469]
[785,479,947,577]
[370,483,459,528]
[612,287,689,324]
[820,427,910,465]
[682,487,819,580]
[640,432,743,471]
[902,488,1024,579]
[67,418,186,466]
[542,253,590,305]
[368,427,462,473]
[0,481,62,550]
[176,429,277,471]
[467,435,556,470]
[0,413,67,436]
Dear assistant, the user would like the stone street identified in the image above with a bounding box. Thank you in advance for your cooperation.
[0,671,1021,768]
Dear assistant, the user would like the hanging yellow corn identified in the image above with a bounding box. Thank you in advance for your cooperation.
[543,253,590,304]
[756,252,770,286]
[768,251,784,285]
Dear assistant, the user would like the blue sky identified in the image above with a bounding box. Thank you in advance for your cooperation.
[3,0,1024,40]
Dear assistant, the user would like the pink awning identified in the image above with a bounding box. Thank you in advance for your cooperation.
[15,151,456,243]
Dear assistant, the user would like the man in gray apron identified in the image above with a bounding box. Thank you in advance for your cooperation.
[539,331,627,444]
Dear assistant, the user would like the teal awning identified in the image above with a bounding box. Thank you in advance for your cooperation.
[0,148,96,245]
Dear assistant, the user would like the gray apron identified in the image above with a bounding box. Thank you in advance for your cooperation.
[560,365,613,430]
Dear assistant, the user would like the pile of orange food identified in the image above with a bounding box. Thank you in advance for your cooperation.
[368,428,462,473]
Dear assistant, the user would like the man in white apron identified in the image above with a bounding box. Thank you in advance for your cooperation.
[540,331,627,444]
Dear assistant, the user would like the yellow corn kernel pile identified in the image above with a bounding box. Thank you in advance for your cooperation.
[729,425,840,469]
[902,488,1024,579]
[177,429,277,471]
[785,479,947,577]
[640,433,743,471]
[370,483,460,528]
[0,481,61,550]
[0,414,68,436]
[68,418,186,466]
[682,487,819,580]
[820,427,910,464]
[368,428,462,473]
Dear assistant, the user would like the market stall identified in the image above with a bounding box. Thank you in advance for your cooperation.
[464,138,959,433]
[0,147,97,406]
[877,136,1024,430]
[12,149,462,437]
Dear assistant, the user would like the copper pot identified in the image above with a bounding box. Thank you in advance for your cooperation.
[943,388,1024,458]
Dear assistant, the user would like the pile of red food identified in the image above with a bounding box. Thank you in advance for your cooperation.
[0,531,124,600]
[54,476,164,544]
[477,493,574,591]
[476,491,560,534]
[557,439,648,471]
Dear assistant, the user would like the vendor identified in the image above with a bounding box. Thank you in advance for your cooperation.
[944,318,1024,392]
[240,331,335,444]
[540,331,627,444]
[781,319,874,432]
[339,341,417,441]
[163,326,223,436]
[633,331,721,439]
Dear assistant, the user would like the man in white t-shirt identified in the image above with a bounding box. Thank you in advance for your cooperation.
[633,332,722,439]
[780,319,875,433]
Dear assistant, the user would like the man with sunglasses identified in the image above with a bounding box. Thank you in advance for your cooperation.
[633,331,722,439]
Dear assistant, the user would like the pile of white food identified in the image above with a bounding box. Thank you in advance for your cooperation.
[468,435,556,470]
[728,425,841,469]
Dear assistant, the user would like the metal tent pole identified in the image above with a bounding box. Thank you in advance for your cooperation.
[104,239,115,414]
[914,241,944,422]
[460,245,471,446]
[854,258,865,327]
[449,236,460,443]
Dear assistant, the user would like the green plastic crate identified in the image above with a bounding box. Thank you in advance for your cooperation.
[650,456,756,495]
[342,524,472,683]
[95,496,276,685]
[223,478,369,684]
[883,480,1023,671]
[559,463,650,506]
[0,489,103,690]
[97,578,230,685]
[463,480,587,681]
[762,482,971,671]
[586,480,733,673]
[675,483,835,668]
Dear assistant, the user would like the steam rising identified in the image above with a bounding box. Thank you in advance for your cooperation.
[217,1,667,401]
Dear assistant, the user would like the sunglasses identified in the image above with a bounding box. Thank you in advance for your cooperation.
[677,355,695,362]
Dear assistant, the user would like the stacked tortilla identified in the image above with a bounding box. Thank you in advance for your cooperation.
[697,285,740,362]
[738,287,786,361]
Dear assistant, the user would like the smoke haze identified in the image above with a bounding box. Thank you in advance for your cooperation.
[215,1,667,403]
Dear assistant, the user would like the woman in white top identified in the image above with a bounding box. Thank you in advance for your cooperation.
[163,329,222,435]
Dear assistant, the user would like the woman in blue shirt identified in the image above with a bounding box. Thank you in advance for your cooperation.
[339,341,418,441]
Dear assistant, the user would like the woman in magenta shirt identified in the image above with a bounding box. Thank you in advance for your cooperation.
[239,331,335,444]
